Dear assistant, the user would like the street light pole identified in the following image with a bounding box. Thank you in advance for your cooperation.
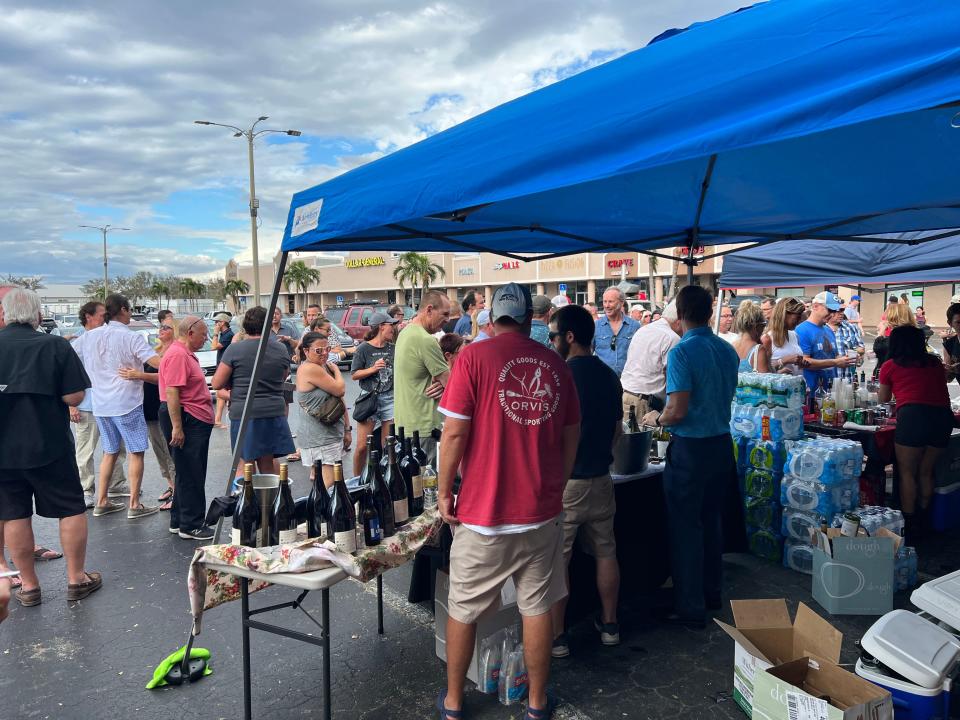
[79,224,131,298]
[194,117,302,307]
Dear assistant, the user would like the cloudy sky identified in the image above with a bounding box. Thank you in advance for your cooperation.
[0,0,745,284]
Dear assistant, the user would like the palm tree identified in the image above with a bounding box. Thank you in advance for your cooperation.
[150,280,170,309]
[645,253,659,305]
[283,260,321,312]
[178,278,205,312]
[392,252,446,308]
[224,279,250,313]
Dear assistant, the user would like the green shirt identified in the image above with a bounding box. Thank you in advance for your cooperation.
[394,323,448,434]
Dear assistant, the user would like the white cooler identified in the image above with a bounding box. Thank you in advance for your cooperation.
[855,570,960,719]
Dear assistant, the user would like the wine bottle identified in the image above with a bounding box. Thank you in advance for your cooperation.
[359,435,375,488]
[627,405,640,433]
[326,462,357,554]
[370,450,396,537]
[386,440,409,525]
[401,437,423,518]
[307,461,329,539]
[271,462,298,545]
[359,483,381,547]
[232,463,259,546]
[396,426,406,463]
[412,430,428,468]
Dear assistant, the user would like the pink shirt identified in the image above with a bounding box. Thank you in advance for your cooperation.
[159,341,214,425]
[439,332,580,527]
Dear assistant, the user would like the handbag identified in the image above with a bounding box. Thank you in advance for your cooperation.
[299,390,346,426]
[353,390,378,423]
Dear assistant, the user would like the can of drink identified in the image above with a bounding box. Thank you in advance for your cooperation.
[837,410,847,427]
[840,512,861,537]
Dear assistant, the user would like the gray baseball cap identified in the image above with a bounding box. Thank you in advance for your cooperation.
[531,294,552,316]
[213,312,232,322]
[368,311,400,328]
[491,282,532,324]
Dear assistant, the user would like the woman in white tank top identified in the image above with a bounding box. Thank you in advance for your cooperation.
[762,297,807,375]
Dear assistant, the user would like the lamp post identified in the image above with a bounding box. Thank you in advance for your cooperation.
[194,117,301,307]
[79,224,131,298]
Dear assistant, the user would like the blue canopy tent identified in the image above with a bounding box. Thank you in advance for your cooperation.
[216,0,960,541]
[719,232,960,289]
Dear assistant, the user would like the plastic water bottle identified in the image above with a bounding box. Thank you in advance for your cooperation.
[747,527,783,562]
[781,508,824,542]
[498,643,528,706]
[745,468,781,499]
[783,539,814,575]
[744,497,781,532]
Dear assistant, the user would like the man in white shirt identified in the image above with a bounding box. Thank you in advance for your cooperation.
[83,294,160,519]
[718,304,738,344]
[844,295,862,330]
[619,301,682,419]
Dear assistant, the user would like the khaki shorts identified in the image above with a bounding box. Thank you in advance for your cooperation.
[561,476,617,561]
[448,519,567,624]
[622,392,651,421]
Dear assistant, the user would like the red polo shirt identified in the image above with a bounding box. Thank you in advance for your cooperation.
[159,341,215,424]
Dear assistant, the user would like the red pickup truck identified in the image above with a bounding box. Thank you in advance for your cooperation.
[325,302,415,341]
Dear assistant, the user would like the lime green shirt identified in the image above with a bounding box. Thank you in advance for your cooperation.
[393,323,448,434]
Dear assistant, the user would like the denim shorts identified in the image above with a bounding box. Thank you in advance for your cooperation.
[375,391,395,422]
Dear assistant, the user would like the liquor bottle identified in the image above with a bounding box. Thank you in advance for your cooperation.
[385,441,409,525]
[232,463,259,546]
[370,450,396,537]
[307,461,330,539]
[326,462,357,554]
[359,483,382,547]
[271,462,298,545]
[412,430,428,468]
[813,379,827,416]
[401,437,424,518]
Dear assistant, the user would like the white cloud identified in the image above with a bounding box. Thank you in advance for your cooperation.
[0,0,746,282]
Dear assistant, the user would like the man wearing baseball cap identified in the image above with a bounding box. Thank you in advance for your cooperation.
[795,291,854,391]
[844,295,862,331]
[437,282,581,719]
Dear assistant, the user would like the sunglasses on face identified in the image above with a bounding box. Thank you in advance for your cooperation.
[308,346,328,354]
[610,336,617,351]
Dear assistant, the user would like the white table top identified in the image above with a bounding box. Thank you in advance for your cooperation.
[612,461,665,485]
[201,560,349,591]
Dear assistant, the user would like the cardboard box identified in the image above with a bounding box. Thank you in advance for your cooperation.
[811,528,901,616]
[716,600,842,717]
[434,570,521,685]
[753,656,893,720]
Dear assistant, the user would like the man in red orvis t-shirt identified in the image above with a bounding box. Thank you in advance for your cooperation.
[158,315,216,541]
[436,282,580,719]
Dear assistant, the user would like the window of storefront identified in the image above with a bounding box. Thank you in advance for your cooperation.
[885,284,924,311]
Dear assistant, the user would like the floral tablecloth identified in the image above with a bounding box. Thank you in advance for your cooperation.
[188,507,442,634]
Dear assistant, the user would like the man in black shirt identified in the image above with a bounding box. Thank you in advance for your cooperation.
[0,288,102,607]
[548,304,623,658]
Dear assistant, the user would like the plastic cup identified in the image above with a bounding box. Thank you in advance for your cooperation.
[657,440,669,458]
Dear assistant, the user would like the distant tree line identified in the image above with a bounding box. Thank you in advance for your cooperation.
[80,271,228,311]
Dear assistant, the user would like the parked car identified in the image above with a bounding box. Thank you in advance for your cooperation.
[39,317,60,335]
[330,301,415,341]
[129,322,216,394]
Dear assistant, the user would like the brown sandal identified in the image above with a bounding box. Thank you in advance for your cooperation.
[66,571,102,601]
[16,586,42,607]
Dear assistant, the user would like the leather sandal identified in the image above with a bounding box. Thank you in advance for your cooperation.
[16,586,42,607]
[66,571,102,601]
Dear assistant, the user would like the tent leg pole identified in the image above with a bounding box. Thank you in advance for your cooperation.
[714,288,724,333]
[213,251,290,544]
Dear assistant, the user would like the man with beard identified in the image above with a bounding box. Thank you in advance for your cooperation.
[548,303,623,659]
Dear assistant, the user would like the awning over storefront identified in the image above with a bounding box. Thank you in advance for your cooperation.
[718,232,960,289]
[281,0,960,264]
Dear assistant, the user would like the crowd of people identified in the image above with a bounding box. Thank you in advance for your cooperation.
[2,280,956,720]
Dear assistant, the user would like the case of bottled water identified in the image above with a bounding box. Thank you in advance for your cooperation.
[830,506,905,536]
[735,373,807,409]
[747,439,787,472]
[746,526,783,562]
[744,496,781,532]
[744,467,781,499]
[730,403,804,441]
[733,433,751,473]
[781,507,827,542]
[783,437,864,486]
[783,538,815,575]
[780,475,858,516]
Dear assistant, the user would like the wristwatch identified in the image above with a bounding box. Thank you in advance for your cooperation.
[655,414,662,427]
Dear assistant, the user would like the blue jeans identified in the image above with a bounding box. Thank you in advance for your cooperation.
[663,433,735,620]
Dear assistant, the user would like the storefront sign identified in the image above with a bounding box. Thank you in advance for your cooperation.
[540,256,585,273]
[607,258,634,268]
[676,246,706,258]
[493,261,520,270]
[345,256,386,269]
[458,267,475,276]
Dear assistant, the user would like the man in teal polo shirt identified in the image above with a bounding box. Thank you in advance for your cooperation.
[643,285,738,628]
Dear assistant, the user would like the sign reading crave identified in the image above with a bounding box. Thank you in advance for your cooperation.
[345,256,386,268]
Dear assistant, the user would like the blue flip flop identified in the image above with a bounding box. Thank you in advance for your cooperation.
[525,693,558,720]
[436,689,464,719]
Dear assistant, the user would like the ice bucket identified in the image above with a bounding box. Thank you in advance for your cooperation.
[612,429,653,476]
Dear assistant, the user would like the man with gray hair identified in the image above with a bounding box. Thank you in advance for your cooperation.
[619,301,683,419]
[0,288,102,607]
[594,287,640,376]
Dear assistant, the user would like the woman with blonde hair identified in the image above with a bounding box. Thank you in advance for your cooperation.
[761,297,806,375]
[874,302,916,375]
[732,301,771,372]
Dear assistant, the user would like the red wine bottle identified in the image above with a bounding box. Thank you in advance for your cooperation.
[370,450,396,537]
[412,430,428,468]
[232,463,259,546]
[270,462,298,545]
[401,437,423,518]
[359,483,381,546]
[326,462,357,554]
[307,461,329,539]
[386,439,408,525]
